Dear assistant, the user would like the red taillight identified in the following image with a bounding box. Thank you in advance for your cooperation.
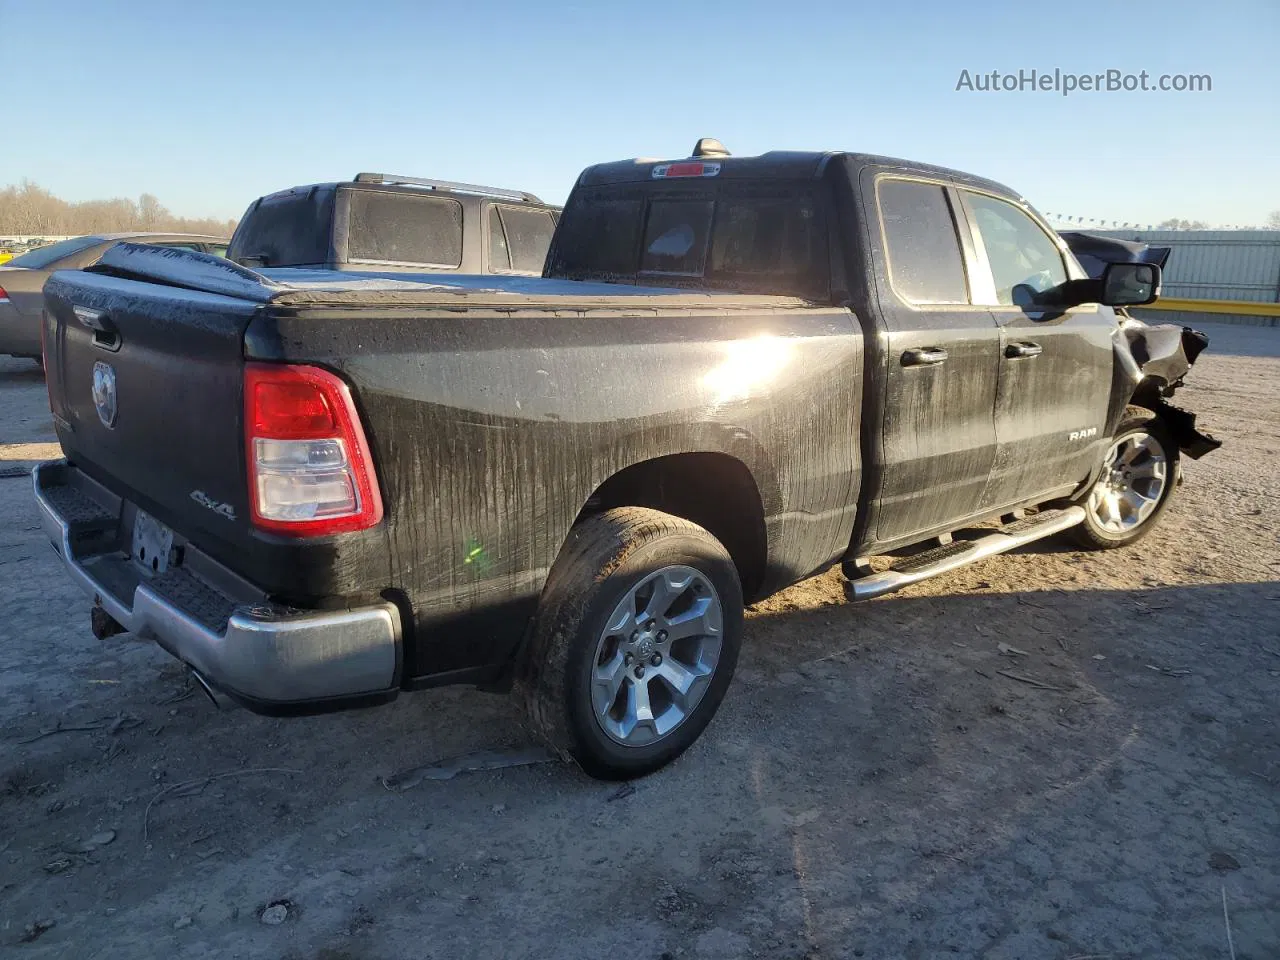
[244,363,383,536]
[0,285,9,304]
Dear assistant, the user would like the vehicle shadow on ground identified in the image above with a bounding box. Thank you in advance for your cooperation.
[0,360,44,384]
[6,576,1277,958]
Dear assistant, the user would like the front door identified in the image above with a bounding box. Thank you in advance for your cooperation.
[956,190,1115,510]
[869,176,1001,544]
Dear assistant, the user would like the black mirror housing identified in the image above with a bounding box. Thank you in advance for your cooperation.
[1101,262,1161,306]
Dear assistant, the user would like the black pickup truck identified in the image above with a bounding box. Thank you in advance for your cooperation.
[35,140,1217,779]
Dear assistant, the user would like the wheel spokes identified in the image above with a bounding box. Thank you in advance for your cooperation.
[663,595,717,641]
[590,564,726,748]
[640,568,694,623]
[593,651,628,710]
[1087,429,1169,534]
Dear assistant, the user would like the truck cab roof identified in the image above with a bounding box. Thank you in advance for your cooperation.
[576,146,1022,204]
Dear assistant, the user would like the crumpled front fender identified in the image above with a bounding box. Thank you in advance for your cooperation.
[1111,318,1221,459]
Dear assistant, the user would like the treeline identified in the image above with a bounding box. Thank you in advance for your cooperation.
[0,180,237,238]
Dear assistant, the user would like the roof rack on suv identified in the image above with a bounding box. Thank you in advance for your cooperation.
[353,173,542,204]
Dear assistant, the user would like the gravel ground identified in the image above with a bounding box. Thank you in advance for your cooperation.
[1,323,1277,959]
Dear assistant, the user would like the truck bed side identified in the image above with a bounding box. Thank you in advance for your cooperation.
[250,297,863,678]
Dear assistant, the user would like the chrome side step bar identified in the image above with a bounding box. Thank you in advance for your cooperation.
[844,506,1085,601]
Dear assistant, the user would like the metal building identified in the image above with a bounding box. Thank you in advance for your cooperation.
[1092,229,1280,327]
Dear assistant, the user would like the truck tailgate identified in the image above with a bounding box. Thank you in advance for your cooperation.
[42,255,260,543]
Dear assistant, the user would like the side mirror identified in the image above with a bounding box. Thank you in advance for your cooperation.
[1101,262,1160,306]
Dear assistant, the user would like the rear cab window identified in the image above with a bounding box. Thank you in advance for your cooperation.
[6,236,103,269]
[640,200,714,276]
[228,188,335,267]
[345,190,463,267]
[548,183,829,300]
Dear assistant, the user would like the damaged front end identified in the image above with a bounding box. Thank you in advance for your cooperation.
[1113,317,1221,459]
[1060,230,1221,460]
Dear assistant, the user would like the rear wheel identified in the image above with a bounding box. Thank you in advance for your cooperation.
[1069,406,1178,549]
[516,507,743,780]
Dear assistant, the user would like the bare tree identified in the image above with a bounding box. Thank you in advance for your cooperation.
[0,181,236,237]
[1155,218,1212,231]
[1266,210,1280,231]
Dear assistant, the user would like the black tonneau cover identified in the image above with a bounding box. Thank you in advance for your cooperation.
[89,242,814,311]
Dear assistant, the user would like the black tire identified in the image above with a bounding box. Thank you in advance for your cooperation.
[1068,405,1179,550]
[515,507,743,780]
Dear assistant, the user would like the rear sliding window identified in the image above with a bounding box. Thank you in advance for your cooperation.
[228,188,335,267]
[876,179,969,304]
[346,191,463,267]
[548,185,828,300]
[548,197,644,280]
[7,235,102,268]
[640,200,713,276]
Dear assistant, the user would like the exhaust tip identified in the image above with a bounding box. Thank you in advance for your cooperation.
[188,669,232,710]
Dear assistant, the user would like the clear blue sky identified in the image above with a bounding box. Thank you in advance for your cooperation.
[2,0,1277,227]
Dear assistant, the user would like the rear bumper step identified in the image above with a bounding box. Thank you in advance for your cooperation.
[33,460,401,710]
[844,507,1085,601]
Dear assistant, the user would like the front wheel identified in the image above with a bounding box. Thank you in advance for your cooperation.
[516,507,743,780]
[1069,405,1178,550]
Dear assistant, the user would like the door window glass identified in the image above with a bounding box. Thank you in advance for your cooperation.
[964,192,1067,306]
[877,180,969,304]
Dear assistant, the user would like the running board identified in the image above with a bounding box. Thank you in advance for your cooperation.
[844,506,1085,601]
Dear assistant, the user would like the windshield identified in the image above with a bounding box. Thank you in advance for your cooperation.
[6,236,103,269]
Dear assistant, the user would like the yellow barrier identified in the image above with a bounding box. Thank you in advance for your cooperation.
[1142,296,1280,318]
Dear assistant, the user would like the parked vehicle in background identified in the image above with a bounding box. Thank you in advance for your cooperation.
[226,173,560,276]
[0,233,229,363]
[35,141,1218,780]
[0,250,13,265]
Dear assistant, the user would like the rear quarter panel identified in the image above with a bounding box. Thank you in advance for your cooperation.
[249,303,863,677]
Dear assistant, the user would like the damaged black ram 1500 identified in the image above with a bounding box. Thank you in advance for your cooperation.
[34,140,1218,779]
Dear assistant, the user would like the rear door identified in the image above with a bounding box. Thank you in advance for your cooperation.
[867,175,1001,544]
[955,189,1114,509]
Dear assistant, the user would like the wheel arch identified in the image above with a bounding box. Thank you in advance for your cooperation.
[575,451,772,602]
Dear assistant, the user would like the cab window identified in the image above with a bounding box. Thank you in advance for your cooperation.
[876,179,969,304]
[963,192,1067,306]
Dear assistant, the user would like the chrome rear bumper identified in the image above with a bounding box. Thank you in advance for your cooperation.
[33,460,400,708]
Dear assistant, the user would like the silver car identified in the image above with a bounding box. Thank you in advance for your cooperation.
[0,233,228,363]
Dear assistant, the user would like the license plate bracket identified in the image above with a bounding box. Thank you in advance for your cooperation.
[132,509,175,576]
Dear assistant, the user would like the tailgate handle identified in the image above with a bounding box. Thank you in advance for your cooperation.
[901,346,948,367]
[72,305,121,351]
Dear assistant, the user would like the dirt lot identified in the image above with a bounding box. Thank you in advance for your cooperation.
[1,323,1277,960]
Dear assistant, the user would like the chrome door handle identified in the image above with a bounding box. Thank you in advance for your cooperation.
[901,346,949,367]
[1005,341,1043,359]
